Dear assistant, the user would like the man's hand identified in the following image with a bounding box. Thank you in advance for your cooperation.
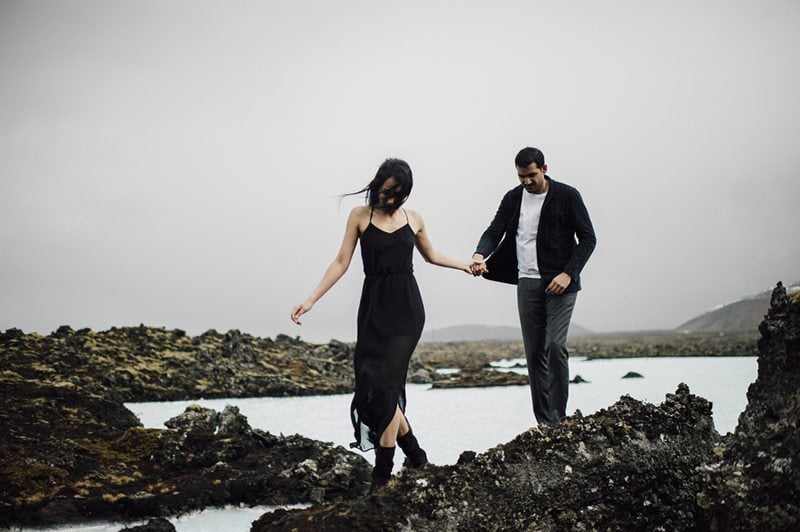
[545,273,572,295]
[470,253,488,276]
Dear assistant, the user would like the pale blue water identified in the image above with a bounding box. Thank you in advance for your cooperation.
[15,356,757,532]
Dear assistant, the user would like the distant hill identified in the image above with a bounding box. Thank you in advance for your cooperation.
[677,282,800,334]
[421,323,593,342]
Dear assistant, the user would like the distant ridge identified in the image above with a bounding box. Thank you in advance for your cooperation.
[421,323,593,342]
[677,281,800,334]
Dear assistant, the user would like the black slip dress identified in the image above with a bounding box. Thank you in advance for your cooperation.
[350,208,425,451]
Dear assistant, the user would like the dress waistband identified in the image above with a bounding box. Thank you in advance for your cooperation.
[364,271,413,277]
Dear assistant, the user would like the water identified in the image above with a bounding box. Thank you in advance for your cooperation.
[15,356,757,532]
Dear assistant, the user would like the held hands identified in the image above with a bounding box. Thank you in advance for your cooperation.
[458,261,473,274]
[545,273,572,295]
[290,301,313,325]
[469,253,488,277]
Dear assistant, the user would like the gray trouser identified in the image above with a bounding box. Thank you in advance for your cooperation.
[517,277,577,425]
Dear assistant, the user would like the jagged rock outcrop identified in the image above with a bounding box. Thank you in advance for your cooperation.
[253,282,800,531]
[0,326,356,402]
[0,374,370,528]
[696,281,800,530]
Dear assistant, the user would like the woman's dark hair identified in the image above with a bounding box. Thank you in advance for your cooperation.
[515,147,545,169]
[344,158,413,213]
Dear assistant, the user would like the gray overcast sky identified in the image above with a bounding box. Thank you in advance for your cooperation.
[2,1,799,343]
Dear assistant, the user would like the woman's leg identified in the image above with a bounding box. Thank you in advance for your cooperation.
[370,407,406,492]
[398,408,410,437]
[383,405,428,469]
[379,405,406,447]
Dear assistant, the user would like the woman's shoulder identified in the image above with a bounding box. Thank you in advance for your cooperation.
[347,205,372,234]
[404,208,425,232]
[404,208,423,222]
[348,205,371,219]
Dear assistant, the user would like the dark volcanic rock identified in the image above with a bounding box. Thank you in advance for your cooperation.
[415,333,757,368]
[697,282,800,530]
[430,369,529,389]
[253,384,719,531]
[119,517,176,531]
[0,325,757,403]
[0,374,370,528]
[0,326,356,402]
[622,371,644,379]
[570,374,589,384]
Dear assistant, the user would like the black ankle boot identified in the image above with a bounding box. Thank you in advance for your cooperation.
[370,446,395,493]
[397,429,428,469]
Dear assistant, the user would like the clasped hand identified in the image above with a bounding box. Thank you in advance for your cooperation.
[469,254,488,277]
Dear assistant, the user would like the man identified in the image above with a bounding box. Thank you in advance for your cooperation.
[471,147,596,425]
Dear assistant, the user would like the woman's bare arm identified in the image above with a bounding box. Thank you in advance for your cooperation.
[410,210,471,273]
[290,207,365,325]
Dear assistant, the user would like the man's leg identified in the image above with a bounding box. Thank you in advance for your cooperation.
[517,278,550,425]
[545,291,578,422]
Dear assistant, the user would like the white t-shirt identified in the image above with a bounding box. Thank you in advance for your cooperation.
[516,189,547,279]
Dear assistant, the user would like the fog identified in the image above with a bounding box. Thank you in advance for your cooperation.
[2,1,798,343]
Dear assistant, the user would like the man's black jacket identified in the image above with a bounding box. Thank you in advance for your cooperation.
[474,177,596,293]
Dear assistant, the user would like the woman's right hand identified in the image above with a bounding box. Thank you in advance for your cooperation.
[291,301,313,325]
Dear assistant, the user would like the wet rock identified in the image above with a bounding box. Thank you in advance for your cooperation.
[164,404,220,434]
[431,369,528,389]
[218,405,251,435]
[408,368,432,383]
[119,517,176,531]
[570,374,589,384]
[622,371,644,379]
[457,450,477,465]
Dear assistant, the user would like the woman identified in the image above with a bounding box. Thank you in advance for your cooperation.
[291,158,470,491]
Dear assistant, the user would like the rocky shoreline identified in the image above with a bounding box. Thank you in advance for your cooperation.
[0,327,358,403]
[0,283,793,530]
[0,325,757,404]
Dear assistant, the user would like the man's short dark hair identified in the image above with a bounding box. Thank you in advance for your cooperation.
[515,147,545,169]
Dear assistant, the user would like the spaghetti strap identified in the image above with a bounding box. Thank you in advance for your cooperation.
[369,207,374,223]
[402,208,409,223]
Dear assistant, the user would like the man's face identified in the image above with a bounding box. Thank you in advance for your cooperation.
[517,163,548,194]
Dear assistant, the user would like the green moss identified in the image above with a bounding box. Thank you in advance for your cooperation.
[30,362,56,374]
[77,428,162,463]
[0,458,68,501]
[162,350,195,362]
[194,378,211,391]
[0,370,24,381]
